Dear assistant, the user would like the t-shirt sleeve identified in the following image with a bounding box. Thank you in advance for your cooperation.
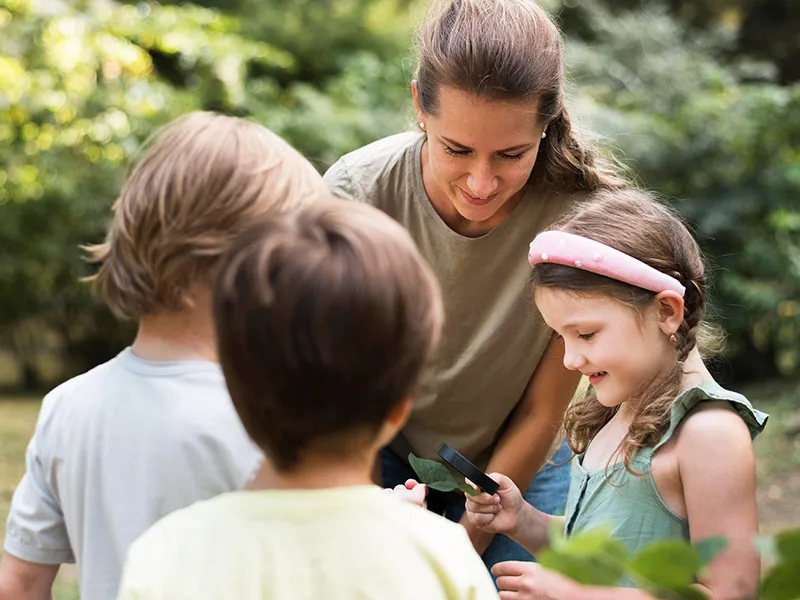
[3,395,74,565]
[323,157,364,204]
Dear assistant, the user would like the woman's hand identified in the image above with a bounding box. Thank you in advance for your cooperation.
[385,478,428,508]
[464,473,525,535]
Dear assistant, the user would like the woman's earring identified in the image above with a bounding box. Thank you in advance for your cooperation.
[541,130,547,139]
[419,122,426,131]
[669,332,678,344]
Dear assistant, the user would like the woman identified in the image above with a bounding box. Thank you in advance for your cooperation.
[323,0,627,570]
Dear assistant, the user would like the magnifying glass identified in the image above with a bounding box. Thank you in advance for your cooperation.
[436,443,499,495]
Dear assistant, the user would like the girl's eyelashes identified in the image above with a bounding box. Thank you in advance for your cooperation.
[551,331,594,341]
[499,152,525,161]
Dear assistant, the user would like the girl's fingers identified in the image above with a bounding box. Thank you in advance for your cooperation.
[496,574,523,592]
[491,561,529,578]
[463,488,500,506]
[464,500,499,514]
[466,513,494,527]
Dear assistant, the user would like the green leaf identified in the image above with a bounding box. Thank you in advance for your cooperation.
[408,453,453,485]
[538,548,626,587]
[761,562,800,600]
[774,527,800,562]
[408,452,462,490]
[407,453,481,496]
[427,479,459,493]
[628,540,702,589]
[694,536,728,567]
[539,526,628,587]
[457,483,480,497]
[551,525,627,559]
[649,585,709,600]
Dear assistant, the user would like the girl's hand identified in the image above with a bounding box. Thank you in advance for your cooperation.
[491,562,580,600]
[385,478,428,508]
[464,473,524,535]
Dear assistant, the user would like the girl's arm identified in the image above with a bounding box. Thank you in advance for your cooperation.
[677,403,760,600]
[490,403,759,600]
[461,335,580,553]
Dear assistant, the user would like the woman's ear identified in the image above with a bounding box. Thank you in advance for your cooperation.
[411,80,425,125]
[655,290,685,336]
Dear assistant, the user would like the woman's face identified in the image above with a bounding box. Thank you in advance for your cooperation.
[413,83,545,236]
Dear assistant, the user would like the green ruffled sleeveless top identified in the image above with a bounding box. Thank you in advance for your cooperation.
[563,380,768,585]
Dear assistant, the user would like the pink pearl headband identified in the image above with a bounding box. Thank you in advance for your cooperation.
[528,231,686,297]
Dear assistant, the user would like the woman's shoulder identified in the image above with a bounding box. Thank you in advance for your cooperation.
[323,132,424,207]
[324,132,422,183]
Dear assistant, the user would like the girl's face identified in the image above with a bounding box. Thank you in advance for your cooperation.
[413,83,545,236]
[535,288,678,410]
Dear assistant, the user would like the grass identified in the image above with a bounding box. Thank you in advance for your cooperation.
[0,396,80,599]
[746,380,800,477]
[0,380,796,598]
[743,380,800,535]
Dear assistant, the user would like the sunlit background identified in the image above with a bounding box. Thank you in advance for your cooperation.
[0,0,798,596]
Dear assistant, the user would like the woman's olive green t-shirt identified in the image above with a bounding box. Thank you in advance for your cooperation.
[324,132,581,466]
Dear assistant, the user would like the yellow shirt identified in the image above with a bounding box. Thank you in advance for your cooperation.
[118,486,499,600]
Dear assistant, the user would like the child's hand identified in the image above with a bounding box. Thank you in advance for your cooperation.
[464,473,524,535]
[491,561,580,600]
[385,479,428,508]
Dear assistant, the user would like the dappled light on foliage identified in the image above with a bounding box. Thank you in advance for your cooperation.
[0,0,798,385]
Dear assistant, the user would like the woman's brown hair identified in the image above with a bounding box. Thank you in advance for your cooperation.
[415,0,627,193]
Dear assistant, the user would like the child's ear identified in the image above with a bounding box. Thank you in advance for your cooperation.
[655,290,685,336]
[375,397,413,449]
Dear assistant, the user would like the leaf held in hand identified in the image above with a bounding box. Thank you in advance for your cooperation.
[408,453,479,495]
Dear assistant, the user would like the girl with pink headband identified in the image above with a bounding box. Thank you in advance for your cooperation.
[465,189,768,599]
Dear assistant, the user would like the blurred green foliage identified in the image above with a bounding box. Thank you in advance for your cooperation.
[543,522,800,599]
[0,0,798,384]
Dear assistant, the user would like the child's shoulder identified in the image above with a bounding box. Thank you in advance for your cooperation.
[669,381,769,462]
[37,353,125,419]
[673,380,768,442]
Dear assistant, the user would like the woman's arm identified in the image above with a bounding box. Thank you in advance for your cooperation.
[461,335,580,552]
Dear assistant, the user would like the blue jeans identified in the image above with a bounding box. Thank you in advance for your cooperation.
[380,440,573,574]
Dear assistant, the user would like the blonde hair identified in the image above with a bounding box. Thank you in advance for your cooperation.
[531,189,722,476]
[415,0,627,193]
[85,111,328,320]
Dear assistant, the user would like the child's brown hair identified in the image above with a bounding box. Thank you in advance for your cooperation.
[531,188,721,474]
[213,200,443,471]
[86,111,327,320]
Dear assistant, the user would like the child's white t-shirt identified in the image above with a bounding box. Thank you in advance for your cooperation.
[118,486,500,600]
[3,348,263,600]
